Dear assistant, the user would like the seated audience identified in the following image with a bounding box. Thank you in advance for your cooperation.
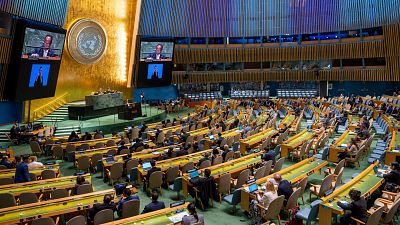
[0,156,14,169]
[272,174,293,206]
[337,189,368,225]
[182,203,204,225]
[81,132,92,141]
[249,181,278,224]
[141,191,165,214]
[198,152,211,166]
[68,131,80,142]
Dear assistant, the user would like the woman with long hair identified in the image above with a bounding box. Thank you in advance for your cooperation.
[182,203,204,225]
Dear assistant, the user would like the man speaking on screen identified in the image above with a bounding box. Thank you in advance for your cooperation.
[30,35,58,58]
[147,44,168,60]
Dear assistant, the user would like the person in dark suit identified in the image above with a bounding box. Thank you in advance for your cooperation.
[141,191,165,214]
[9,125,20,140]
[71,175,89,195]
[162,147,174,160]
[146,44,168,60]
[273,174,293,206]
[88,194,116,225]
[188,169,216,209]
[14,155,30,183]
[215,133,224,147]
[151,65,160,79]
[383,162,400,187]
[337,189,368,225]
[117,188,140,216]
[30,35,58,58]
[176,146,189,157]
[262,147,276,165]
[221,145,231,161]
[198,152,211,166]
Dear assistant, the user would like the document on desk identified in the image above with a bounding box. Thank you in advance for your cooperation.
[168,212,189,223]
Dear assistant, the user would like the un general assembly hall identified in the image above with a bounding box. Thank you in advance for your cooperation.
[1,0,400,225]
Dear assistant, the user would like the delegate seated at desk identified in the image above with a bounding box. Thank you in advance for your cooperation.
[141,191,165,214]
[337,189,368,225]
[88,194,116,225]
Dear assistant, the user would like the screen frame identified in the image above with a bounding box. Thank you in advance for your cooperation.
[134,37,175,88]
[5,18,67,101]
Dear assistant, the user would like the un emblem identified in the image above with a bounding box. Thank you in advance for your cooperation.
[67,19,107,64]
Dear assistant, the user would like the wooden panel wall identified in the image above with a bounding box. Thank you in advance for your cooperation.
[0,0,68,27]
[383,23,400,81]
[172,69,387,83]
[174,41,386,64]
[0,37,12,98]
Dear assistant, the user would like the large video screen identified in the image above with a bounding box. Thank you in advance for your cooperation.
[21,28,65,60]
[136,62,172,87]
[5,19,66,101]
[140,42,174,61]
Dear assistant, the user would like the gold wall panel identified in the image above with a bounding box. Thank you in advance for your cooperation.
[29,0,137,112]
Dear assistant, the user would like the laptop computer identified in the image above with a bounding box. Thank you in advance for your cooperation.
[142,162,152,171]
[248,183,258,193]
[106,156,115,164]
[189,170,199,179]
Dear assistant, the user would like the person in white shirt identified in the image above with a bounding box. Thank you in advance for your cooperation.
[257,181,278,209]
[28,156,43,169]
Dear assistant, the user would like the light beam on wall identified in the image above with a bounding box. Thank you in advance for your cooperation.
[115,0,128,82]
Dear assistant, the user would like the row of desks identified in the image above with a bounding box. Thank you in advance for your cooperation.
[0,174,91,197]
[0,189,116,225]
[239,128,278,154]
[240,156,328,211]
[104,203,190,225]
[0,164,60,180]
[281,129,315,158]
[319,161,384,225]
[182,152,263,196]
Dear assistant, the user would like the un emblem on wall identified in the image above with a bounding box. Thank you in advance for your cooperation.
[67,19,107,64]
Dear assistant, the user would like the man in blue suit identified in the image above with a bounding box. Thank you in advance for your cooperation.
[141,191,165,214]
[15,155,30,183]
[262,147,276,165]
